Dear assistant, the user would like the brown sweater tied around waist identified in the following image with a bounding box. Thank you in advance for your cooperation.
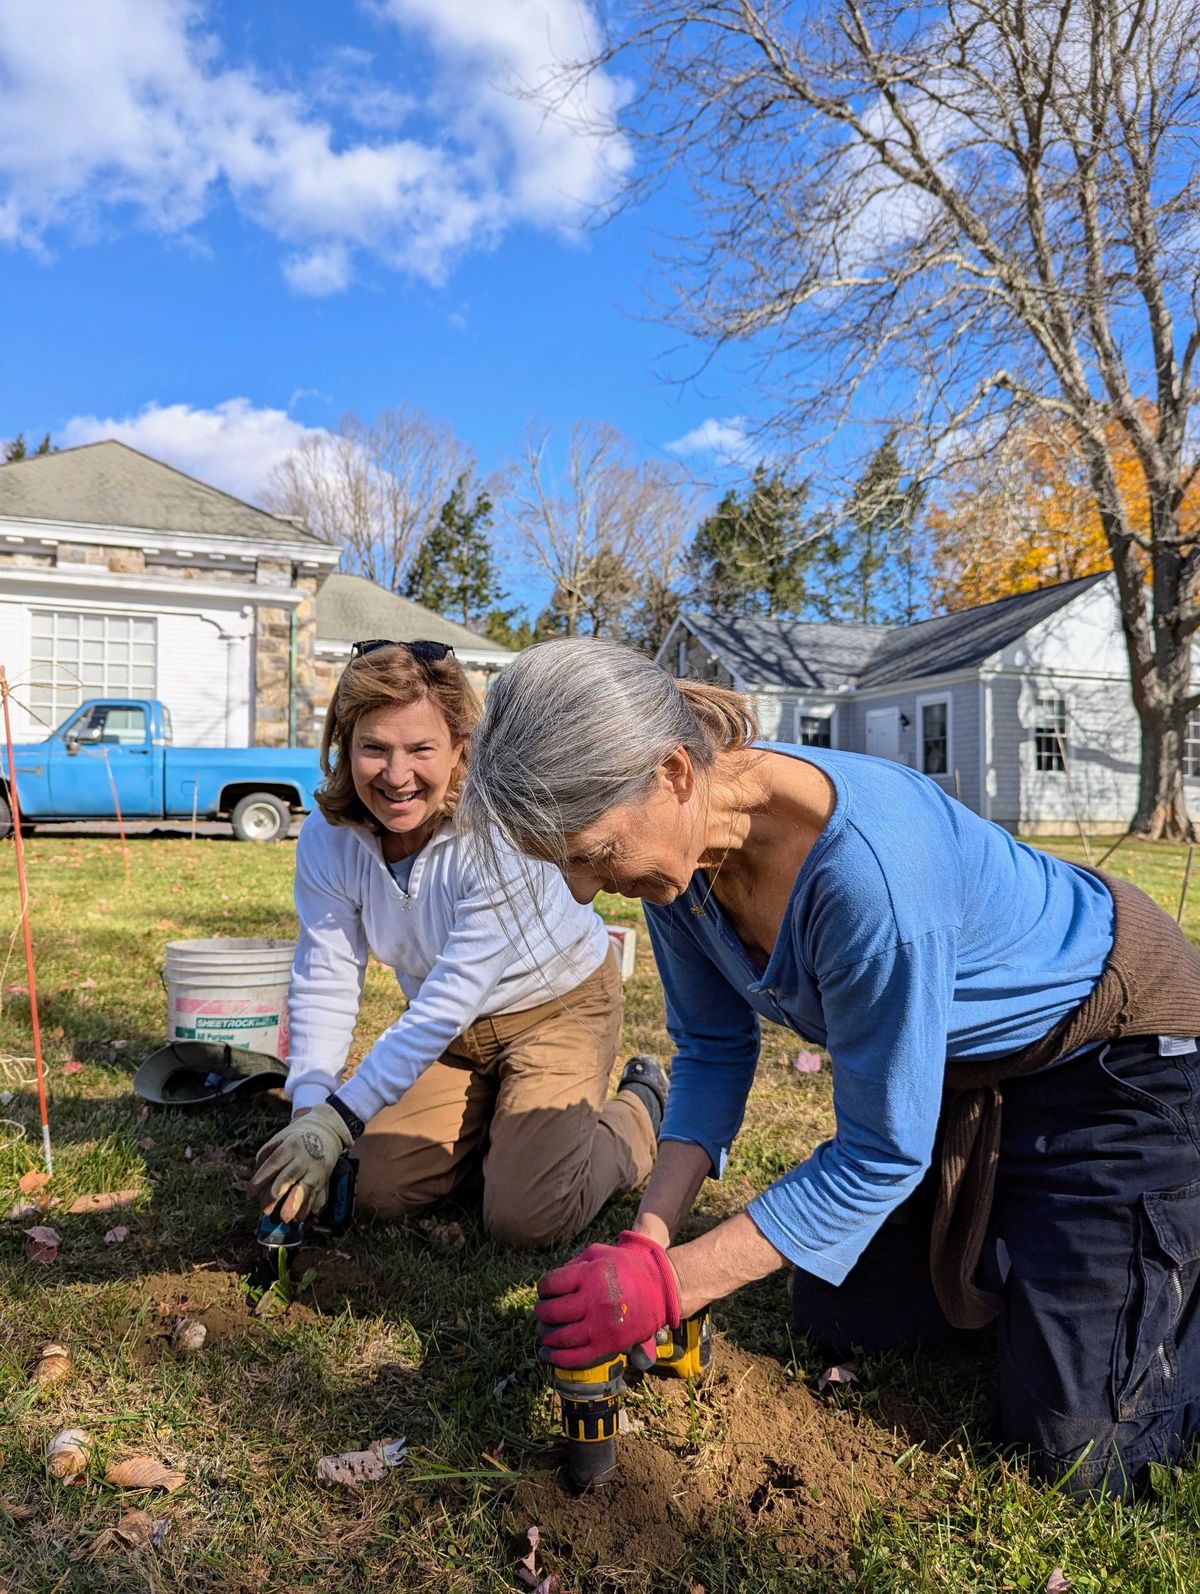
[932,870,1200,1331]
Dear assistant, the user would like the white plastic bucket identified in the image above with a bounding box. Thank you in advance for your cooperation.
[163,937,295,1060]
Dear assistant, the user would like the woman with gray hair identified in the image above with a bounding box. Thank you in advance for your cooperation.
[460,635,1200,1498]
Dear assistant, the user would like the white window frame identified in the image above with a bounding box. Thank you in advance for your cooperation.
[793,704,835,748]
[1185,708,1200,778]
[915,692,952,778]
[1033,690,1068,774]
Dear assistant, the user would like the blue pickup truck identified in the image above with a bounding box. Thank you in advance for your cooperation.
[0,698,323,842]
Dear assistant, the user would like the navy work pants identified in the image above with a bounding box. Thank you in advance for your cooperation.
[789,1035,1200,1496]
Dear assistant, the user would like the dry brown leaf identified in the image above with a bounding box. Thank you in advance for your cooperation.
[25,1225,61,1264]
[47,1428,93,1482]
[104,1456,186,1493]
[0,1499,36,1521]
[62,1060,84,1076]
[16,1170,49,1194]
[315,1449,387,1486]
[66,1189,139,1216]
[78,1506,171,1560]
[32,1343,72,1387]
[104,1226,130,1245]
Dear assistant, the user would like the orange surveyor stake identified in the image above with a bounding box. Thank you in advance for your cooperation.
[0,666,53,1173]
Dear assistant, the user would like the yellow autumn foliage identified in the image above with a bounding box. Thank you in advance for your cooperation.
[926,415,1171,611]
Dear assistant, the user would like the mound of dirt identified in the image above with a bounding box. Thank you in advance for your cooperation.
[516,1333,942,1575]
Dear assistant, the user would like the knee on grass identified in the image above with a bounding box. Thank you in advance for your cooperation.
[483,1191,582,1250]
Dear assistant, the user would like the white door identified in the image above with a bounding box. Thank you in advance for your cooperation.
[866,707,901,762]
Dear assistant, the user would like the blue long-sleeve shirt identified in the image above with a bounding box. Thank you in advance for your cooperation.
[643,743,1113,1286]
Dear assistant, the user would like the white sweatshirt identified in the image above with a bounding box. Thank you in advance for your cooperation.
[285,809,611,1122]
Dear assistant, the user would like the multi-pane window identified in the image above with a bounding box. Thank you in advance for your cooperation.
[799,713,832,748]
[28,610,157,730]
[1185,710,1200,778]
[1034,692,1067,772]
[921,700,949,775]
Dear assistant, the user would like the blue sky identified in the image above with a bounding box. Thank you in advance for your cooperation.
[0,0,756,552]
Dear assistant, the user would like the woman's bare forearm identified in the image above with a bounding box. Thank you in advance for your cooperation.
[630,1140,713,1247]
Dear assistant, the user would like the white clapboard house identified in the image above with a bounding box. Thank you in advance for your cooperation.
[659,573,1195,834]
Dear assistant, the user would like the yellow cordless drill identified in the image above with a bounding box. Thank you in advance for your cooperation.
[552,1311,713,1488]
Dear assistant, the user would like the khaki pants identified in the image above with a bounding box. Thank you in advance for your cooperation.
[353,953,656,1248]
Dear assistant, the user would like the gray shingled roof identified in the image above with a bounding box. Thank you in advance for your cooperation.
[857,573,1107,686]
[681,572,1107,690]
[681,611,889,690]
[0,439,324,544]
[315,573,515,660]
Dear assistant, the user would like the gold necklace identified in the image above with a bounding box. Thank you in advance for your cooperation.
[690,820,739,918]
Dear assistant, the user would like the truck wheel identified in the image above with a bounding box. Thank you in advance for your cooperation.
[231,792,291,843]
[0,792,10,841]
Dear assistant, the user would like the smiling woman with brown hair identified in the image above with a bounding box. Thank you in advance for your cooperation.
[249,640,662,1248]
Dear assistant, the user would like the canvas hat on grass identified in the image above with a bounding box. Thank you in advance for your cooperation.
[133,1040,288,1107]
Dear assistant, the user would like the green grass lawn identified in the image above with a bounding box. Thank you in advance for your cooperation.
[2,832,1200,1591]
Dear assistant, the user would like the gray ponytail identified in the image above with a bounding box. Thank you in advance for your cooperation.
[458,636,757,867]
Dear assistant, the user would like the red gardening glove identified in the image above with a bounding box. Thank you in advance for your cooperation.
[535,1231,681,1369]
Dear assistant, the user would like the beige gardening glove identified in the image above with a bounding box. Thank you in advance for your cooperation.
[250,1103,353,1223]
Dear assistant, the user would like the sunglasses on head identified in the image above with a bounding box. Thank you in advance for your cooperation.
[349,639,455,665]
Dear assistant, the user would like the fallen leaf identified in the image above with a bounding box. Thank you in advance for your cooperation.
[79,1507,171,1559]
[50,1024,64,1041]
[6,1198,60,1222]
[47,1428,93,1483]
[104,1226,130,1246]
[0,1499,36,1521]
[104,1457,186,1493]
[1045,1574,1071,1594]
[170,1318,207,1356]
[315,1449,387,1486]
[16,1170,49,1194]
[183,1146,194,1161]
[66,1189,139,1216]
[78,978,97,990]
[25,1225,61,1264]
[31,1343,72,1387]
[5,984,28,997]
[792,1050,823,1073]
[817,1364,860,1392]
[138,1137,156,1151]
[62,1060,84,1076]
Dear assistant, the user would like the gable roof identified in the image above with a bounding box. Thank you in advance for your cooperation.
[315,573,516,662]
[680,611,888,690]
[677,572,1108,692]
[0,439,325,545]
[857,572,1107,687]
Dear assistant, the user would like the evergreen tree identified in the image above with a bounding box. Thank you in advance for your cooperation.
[824,433,926,625]
[686,465,813,617]
[404,475,501,624]
[4,432,53,463]
[482,606,540,651]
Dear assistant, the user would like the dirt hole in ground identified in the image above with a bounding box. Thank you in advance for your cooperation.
[514,1332,950,1576]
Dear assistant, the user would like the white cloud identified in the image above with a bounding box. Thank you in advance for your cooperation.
[283,242,353,297]
[60,399,327,506]
[0,0,631,290]
[666,416,756,466]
